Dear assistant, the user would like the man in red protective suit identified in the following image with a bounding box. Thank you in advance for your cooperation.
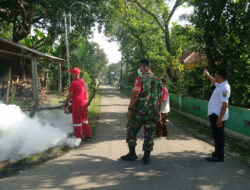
[63,67,91,141]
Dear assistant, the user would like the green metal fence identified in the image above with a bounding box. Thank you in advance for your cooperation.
[169,93,250,137]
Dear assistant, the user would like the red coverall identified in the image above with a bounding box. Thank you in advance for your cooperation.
[69,78,91,139]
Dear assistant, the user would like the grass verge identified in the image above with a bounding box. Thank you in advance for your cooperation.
[0,89,102,178]
[88,89,101,134]
[168,112,250,164]
[8,99,31,109]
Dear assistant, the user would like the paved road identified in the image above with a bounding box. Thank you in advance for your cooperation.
[0,86,249,190]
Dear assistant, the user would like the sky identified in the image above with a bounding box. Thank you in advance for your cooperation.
[89,1,193,65]
[89,28,122,65]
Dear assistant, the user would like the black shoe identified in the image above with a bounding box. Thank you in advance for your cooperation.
[121,147,137,161]
[143,156,151,165]
[120,153,138,161]
[84,137,92,141]
[143,151,151,165]
[205,156,224,162]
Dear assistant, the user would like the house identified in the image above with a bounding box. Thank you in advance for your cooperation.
[180,52,207,69]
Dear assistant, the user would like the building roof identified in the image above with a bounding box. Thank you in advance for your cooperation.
[180,52,206,64]
[0,37,64,63]
[179,51,207,69]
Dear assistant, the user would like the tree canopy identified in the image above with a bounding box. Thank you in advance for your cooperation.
[0,0,107,43]
[0,0,249,107]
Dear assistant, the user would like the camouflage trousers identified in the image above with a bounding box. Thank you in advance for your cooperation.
[126,113,157,151]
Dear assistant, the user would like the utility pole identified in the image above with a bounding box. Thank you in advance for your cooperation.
[63,2,88,86]
[64,11,70,87]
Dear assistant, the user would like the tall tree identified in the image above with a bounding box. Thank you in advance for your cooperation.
[130,0,187,54]
[0,0,107,43]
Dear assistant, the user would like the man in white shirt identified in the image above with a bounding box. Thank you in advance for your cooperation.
[204,68,231,162]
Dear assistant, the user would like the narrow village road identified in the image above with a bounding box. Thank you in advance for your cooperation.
[0,85,249,190]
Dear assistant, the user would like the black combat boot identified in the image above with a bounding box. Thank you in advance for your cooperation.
[143,151,151,165]
[120,146,137,161]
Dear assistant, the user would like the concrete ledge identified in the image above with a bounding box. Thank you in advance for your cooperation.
[172,108,250,147]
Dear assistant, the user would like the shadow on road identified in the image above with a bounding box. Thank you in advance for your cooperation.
[3,150,249,190]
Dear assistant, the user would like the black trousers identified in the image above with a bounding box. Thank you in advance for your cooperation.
[209,113,225,159]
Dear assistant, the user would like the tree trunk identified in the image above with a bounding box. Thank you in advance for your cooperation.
[203,31,216,71]
[164,28,171,54]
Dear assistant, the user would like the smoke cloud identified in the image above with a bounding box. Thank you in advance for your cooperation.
[0,103,81,162]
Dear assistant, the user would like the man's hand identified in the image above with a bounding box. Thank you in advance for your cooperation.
[203,69,209,77]
[127,110,131,120]
[216,118,223,128]
[62,92,73,108]
[203,69,215,85]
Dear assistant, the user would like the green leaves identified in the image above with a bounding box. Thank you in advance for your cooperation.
[23,29,46,49]
[24,38,33,48]
[34,29,46,39]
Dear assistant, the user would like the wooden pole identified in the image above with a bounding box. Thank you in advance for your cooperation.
[58,63,62,95]
[11,76,19,100]
[32,59,39,105]
[5,66,12,103]
[64,12,71,87]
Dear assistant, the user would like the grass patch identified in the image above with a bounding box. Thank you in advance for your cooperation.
[168,112,250,164]
[42,94,65,107]
[8,100,30,109]
[88,89,101,133]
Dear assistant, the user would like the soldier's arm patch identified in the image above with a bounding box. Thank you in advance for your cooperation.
[132,77,142,93]
[132,86,140,93]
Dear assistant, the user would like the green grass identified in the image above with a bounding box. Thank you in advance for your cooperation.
[42,94,65,107]
[168,112,250,164]
[8,100,30,109]
[88,89,101,133]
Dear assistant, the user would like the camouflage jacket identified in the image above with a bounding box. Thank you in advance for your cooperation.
[135,71,162,121]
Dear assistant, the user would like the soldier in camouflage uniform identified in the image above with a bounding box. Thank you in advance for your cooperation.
[121,59,162,164]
